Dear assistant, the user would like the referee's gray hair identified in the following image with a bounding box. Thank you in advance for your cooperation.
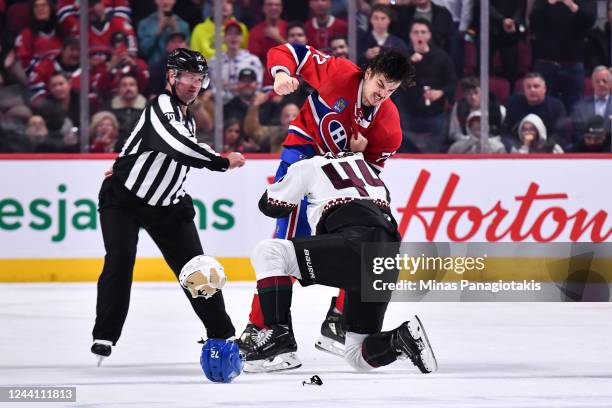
[592,65,612,80]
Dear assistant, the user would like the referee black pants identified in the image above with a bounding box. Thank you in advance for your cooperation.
[92,178,235,344]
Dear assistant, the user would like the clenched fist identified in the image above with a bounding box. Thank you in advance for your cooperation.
[273,71,299,95]
[227,152,246,169]
[350,132,368,152]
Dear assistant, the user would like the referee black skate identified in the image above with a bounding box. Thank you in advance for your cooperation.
[91,48,246,365]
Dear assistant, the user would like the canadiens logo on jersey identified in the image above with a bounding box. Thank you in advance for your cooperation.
[319,112,349,152]
[309,92,353,153]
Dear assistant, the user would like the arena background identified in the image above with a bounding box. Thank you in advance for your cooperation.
[2,0,612,406]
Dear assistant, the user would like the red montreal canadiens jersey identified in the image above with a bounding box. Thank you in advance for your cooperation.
[267,43,402,172]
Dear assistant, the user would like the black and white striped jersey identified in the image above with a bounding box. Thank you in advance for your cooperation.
[112,90,229,207]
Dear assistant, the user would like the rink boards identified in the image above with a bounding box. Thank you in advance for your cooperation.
[0,154,610,282]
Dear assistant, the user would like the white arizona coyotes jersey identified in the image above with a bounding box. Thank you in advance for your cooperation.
[265,152,391,233]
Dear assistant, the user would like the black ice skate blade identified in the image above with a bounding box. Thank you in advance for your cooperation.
[413,315,438,374]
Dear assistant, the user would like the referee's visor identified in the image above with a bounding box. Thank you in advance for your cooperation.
[166,48,210,89]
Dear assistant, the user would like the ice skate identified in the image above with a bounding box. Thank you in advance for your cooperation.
[392,315,438,373]
[244,324,302,373]
[314,296,345,357]
[91,340,113,367]
[235,322,260,353]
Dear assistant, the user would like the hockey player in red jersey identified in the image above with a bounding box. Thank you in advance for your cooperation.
[270,42,408,171]
[236,42,413,364]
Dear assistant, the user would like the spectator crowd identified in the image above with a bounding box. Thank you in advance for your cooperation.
[1,0,611,154]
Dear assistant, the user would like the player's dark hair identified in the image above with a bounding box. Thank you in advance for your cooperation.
[364,50,415,88]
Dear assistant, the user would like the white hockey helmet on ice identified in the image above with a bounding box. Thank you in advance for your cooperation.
[179,255,227,299]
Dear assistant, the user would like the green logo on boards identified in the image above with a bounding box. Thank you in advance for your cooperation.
[0,184,235,242]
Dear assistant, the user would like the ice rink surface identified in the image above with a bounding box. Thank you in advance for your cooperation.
[1,282,611,408]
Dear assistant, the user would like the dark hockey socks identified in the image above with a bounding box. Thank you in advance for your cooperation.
[361,331,398,368]
[257,276,293,326]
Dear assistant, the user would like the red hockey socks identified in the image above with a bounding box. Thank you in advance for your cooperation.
[248,294,265,329]
[335,289,345,313]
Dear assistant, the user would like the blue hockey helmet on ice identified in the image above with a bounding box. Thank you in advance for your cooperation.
[200,339,244,383]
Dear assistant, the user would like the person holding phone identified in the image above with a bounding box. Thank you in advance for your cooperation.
[103,32,150,97]
[137,0,191,66]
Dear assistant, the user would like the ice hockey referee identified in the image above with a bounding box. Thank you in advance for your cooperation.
[91,48,245,365]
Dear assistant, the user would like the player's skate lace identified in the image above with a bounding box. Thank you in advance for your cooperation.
[235,323,261,352]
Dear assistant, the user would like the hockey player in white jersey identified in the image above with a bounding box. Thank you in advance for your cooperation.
[244,152,437,373]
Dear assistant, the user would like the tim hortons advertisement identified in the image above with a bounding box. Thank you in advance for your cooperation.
[0,157,610,260]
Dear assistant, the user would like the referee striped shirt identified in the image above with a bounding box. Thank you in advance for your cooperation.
[112,90,229,207]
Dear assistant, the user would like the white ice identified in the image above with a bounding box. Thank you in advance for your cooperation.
[1,282,612,408]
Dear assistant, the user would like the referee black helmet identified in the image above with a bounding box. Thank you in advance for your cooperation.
[166,48,210,89]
